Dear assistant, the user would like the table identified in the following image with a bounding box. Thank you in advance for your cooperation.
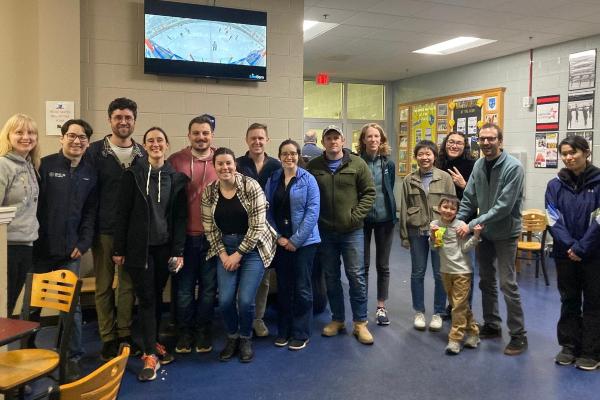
[0,318,40,347]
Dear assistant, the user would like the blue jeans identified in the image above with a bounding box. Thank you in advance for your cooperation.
[319,230,368,322]
[408,234,446,315]
[176,235,217,332]
[217,234,265,338]
[274,244,318,341]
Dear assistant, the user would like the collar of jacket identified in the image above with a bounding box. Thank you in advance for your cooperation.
[319,148,351,169]
[100,134,145,159]
[409,167,443,184]
[5,151,30,164]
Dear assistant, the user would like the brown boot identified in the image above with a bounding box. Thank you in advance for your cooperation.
[321,320,346,337]
[352,321,374,345]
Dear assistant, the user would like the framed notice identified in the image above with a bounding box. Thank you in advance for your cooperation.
[567,91,594,130]
[534,132,558,168]
[569,49,596,91]
[45,101,75,135]
[536,95,560,131]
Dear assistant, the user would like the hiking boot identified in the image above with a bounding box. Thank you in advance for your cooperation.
[352,321,374,345]
[575,357,600,371]
[376,307,390,326]
[413,313,426,331]
[555,347,576,366]
[274,337,289,347]
[138,354,160,382]
[120,336,142,357]
[175,331,193,354]
[429,314,443,332]
[322,320,346,337]
[239,338,254,363]
[195,327,213,353]
[288,339,309,351]
[253,319,269,337]
[100,339,119,361]
[155,343,175,365]
[504,335,528,355]
[464,335,481,349]
[219,337,239,362]
[479,324,502,339]
[445,340,461,355]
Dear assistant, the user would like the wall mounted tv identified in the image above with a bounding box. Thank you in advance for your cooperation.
[144,0,267,82]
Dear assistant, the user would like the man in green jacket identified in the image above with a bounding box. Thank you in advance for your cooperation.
[307,125,376,345]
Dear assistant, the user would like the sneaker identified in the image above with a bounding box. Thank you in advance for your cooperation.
[219,337,239,362]
[429,314,443,332]
[253,319,269,337]
[100,339,119,361]
[575,357,600,371]
[322,320,346,337]
[288,339,309,351]
[195,327,213,353]
[504,335,528,355]
[138,354,160,382]
[352,321,374,345]
[479,323,502,339]
[65,359,83,383]
[175,331,193,354]
[464,335,481,349]
[274,337,289,347]
[155,343,175,365]
[239,338,254,363]
[413,313,426,331]
[120,336,142,357]
[445,340,461,355]
[555,347,576,366]
[375,307,390,326]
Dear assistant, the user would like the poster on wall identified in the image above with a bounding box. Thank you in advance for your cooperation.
[411,103,436,145]
[536,95,560,131]
[45,101,75,135]
[567,91,594,130]
[569,49,596,91]
[534,132,558,168]
[566,131,594,162]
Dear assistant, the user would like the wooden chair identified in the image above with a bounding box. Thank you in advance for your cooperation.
[0,270,82,398]
[516,209,550,286]
[47,344,130,400]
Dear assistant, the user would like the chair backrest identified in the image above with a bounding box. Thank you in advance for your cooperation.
[522,209,547,233]
[58,344,130,400]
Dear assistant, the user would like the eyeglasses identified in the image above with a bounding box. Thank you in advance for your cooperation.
[447,140,464,147]
[64,133,89,143]
[280,152,298,158]
[478,136,498,143]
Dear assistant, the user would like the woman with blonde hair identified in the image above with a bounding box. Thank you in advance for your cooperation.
[0,113,41,315]
[359,123,397,326]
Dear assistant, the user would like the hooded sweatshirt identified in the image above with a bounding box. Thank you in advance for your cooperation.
[0,151,40,244]
[168,147,217,236]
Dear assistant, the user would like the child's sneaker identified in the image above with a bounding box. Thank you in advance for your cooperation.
[429,314,443,332]
[155,343,175,365]
[445,340,461,355]
[138,354,160,382]
[464,335,481,349]
[376,307,390,326]
[413,312,426,331]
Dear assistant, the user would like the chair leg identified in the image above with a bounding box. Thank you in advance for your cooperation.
[535,256,540,278]
[541,251,550,286]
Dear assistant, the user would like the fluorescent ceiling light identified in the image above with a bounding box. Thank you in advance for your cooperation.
[413,36,496,55]
[304,20,339,43]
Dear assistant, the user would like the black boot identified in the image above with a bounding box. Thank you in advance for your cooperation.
[239,338,254,363]
[219,337,239,362]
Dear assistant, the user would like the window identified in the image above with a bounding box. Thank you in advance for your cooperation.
[303,81,343,119]
[347,83,385,120]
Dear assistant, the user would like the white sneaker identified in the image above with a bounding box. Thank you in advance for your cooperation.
[413,312,426,331]
[464,335,481,349]
[429,314,443,332]
[445,340,461,355]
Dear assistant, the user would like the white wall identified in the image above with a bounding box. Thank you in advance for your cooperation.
[392,35,600,210]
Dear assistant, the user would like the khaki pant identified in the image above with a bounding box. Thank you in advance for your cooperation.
[92,234,135,342]
[441,272,479,342]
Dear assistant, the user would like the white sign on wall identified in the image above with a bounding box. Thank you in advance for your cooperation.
[45,101,75,135]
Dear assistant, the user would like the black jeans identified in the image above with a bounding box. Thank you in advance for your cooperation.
[363,221,394,302]
[127,245,171,355]
[7,245,33,316]
[556,258,600,359]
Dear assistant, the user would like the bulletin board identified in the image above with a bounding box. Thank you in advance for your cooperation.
[397,87,505,176]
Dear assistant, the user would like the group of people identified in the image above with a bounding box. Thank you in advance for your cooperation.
[1,98,599,386]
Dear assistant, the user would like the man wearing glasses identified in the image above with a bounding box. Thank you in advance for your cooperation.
[88,97,146,360]
[456,122,527,356]
[35,119,97,381]
[168,114,218,354]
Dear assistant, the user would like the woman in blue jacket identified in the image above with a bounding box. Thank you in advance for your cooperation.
[545,135,600,371]
[266,139,320,351]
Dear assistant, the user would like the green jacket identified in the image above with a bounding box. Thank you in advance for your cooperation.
[307,150,375,233]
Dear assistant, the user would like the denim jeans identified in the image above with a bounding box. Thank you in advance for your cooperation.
[319,229,368,322]
[217,234,265,338]
[408,233,446,314]
[364,221,394,301]
[274,244,318,341]
[176,235,217,333]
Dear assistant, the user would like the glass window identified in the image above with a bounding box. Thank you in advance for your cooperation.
[347,83,384,120]
[303,81,343,119]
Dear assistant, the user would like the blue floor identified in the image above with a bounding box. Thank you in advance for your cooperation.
[52,236,600,399]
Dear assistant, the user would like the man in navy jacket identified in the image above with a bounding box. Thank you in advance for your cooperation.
[35,119,97,381]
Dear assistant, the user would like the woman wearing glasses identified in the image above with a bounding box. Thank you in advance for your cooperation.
[436,131,475,200]
[265,139,320,350]
[0,114,41,316]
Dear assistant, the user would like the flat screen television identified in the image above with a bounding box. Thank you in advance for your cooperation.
[144,0,267,81]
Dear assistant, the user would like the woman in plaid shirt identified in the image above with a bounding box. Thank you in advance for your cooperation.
[202,147,277,363]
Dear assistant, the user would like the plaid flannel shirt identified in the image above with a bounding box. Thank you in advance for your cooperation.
[202,172,277,267]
